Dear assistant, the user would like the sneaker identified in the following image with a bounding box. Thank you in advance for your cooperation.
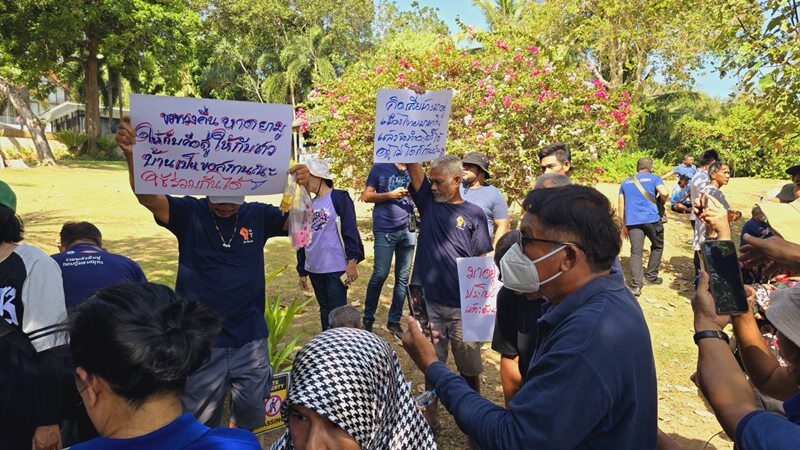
[363,320,374,333]
[644,277,663,286]
[385,321,404,340]
[630,286,642,297]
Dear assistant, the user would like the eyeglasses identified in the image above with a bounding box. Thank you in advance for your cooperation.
[518,229,582,252]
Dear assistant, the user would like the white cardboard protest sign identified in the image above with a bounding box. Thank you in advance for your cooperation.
[373,88,453,163]
[457,256,502,342]
[130,94,293,196]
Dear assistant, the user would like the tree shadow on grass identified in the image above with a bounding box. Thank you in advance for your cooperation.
[669,431,730,450]
[662,256,696,300]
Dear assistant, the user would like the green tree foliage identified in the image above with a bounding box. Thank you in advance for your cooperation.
[718,0,800,131]
[0,0,198,155]
[473,0,532,30]
[195,0,374,104]
[303,30,631,200]
[520,1,734,102]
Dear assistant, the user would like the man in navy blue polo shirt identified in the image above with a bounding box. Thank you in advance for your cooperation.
[406,155,493,435]
[403,185,658,449]
[52,222,146,310]
[619,157,669,296]
[115,118,311,431]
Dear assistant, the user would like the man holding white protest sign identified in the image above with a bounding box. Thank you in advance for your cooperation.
[406,155,493,436]
[115,94,311,431]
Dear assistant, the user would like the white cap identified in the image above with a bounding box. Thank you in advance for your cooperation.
[208,196,245,205]
[306,157,335,181]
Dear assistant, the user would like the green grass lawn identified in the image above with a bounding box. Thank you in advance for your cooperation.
[2,161,790,449]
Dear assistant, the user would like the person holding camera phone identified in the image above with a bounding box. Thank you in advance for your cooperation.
[694,196,800,449]
[296,157,364,331]
[361,162,418,337]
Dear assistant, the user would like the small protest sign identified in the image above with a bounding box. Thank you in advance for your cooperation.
[457,256,502,342]
[130,94,292,196]
[373,89,453,163]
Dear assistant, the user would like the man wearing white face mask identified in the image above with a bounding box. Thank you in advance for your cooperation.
[403,185,658,449]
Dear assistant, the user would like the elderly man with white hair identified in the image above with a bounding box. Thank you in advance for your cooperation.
[406,155,493,437]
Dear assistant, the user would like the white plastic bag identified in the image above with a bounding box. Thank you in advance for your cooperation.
[287,175,313,250]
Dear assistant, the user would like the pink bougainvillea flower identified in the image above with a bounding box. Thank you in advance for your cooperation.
[591,78,604,89]
[496,39,509,51]
[527,45,540,55]
[502,95,512,108]
[621,91,632,102]
[582,104,591,112]
[594,90,608,100]
[598,119,608,127]
[512,103,521,112]
[617,139,626,148]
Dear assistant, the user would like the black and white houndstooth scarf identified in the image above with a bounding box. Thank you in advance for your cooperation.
[271,327,437,450]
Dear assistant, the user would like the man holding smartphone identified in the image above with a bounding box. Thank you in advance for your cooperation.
[361,163,417,336]
[403,185,657,449]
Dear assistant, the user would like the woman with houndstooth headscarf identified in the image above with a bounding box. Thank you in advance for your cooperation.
[271,327,437,450]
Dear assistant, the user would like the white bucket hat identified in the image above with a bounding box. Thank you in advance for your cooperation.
[765,286,800,348]
[306,157,335,181]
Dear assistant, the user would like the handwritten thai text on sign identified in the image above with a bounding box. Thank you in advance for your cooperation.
[457,256,502,342]
[131,94,292,196]
[373,89,453,163]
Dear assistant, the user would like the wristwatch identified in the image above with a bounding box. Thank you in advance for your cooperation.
[693,330,729,345]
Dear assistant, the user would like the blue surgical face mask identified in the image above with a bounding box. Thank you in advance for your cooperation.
[499,242,565,293]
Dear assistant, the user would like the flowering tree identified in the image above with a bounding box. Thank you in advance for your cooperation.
[302,30,632,202]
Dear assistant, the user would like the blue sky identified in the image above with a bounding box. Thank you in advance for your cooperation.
[392,0,738,98]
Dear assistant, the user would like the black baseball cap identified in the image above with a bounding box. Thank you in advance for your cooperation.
[462,152,491,179]
[786,162,800,176]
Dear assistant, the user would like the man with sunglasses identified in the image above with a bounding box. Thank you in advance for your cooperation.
[403,185,657,449]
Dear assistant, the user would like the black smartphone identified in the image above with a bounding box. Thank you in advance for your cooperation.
[701,240,749,314]
[407,283,435,344]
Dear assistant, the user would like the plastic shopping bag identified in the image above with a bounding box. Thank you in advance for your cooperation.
[286,175,313,249]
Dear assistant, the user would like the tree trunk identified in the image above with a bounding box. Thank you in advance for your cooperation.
[84,37,101,156]
[0,76,57,166]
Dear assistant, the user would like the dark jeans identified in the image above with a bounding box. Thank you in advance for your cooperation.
[309,271,348,330]
[364,228,417,325]
[627,222,665,288]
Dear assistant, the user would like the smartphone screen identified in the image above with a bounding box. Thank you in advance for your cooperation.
[407,283,435,343]
[701,240,749,314]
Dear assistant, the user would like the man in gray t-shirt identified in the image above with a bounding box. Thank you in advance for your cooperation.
[461,152,510,247]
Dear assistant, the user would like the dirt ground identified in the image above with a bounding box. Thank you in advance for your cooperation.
[4,162,787,449]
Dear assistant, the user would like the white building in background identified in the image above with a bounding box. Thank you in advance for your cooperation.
[0,85,126,134]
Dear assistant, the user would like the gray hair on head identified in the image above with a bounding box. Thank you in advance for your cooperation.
[328,305,362,329]
[431,154,463,178]
[534,173,572,189]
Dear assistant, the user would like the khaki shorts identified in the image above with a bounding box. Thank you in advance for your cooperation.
[427,301,484,376]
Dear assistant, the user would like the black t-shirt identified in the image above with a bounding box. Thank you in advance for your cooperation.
[491,287,543,378]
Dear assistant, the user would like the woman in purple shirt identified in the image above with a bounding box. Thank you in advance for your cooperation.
[296,158,364,330]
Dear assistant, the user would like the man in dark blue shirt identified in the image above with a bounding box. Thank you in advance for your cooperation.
[52,222,146,310]
[406,155,493,435]
[619,157,669,296]
[115,118,311,431]
[361,163,417,336]
[403,185,658,449]
[740,205,772,247]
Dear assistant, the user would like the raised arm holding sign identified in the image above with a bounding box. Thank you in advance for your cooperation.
[114,94,310,432]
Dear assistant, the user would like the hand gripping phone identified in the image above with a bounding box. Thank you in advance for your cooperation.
[701,240,749,314]
[407,283,435,344]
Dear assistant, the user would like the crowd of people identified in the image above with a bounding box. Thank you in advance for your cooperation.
[2,111,800,450]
